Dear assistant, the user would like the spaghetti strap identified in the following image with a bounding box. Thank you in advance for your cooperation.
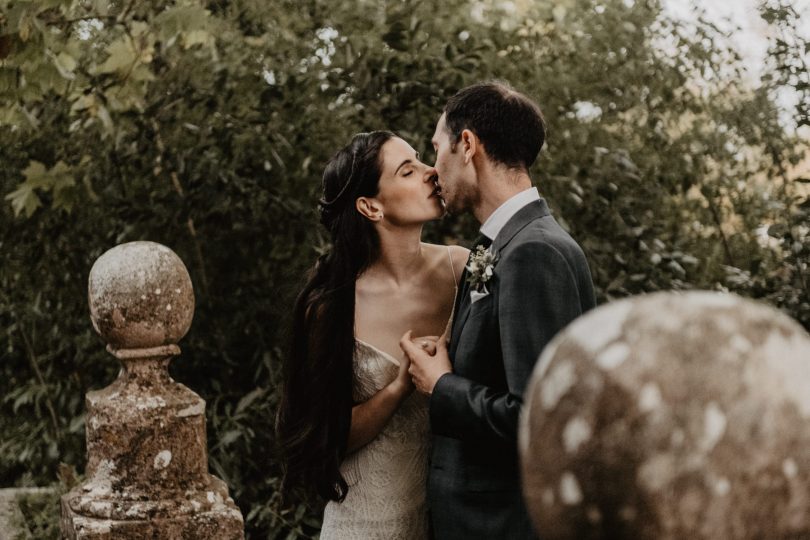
[443,246,458,340]
[446,245,458,289]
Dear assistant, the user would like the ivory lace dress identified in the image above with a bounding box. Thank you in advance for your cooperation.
[320,247,458,540]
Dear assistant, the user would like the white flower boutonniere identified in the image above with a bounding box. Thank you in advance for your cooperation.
[466,245,499,294]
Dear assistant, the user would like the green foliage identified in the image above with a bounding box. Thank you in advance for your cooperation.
[10,466,78,539]
[12,488,61,540]
[5,159,76,216]
[1,0,807,537]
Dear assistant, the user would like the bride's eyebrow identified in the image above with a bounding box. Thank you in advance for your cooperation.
[395,159,413,174]
[394,151,420,174]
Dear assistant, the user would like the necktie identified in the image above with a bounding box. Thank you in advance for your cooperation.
[473,233,493,250]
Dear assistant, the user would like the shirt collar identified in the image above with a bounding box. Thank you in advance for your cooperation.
[480,187,540,242]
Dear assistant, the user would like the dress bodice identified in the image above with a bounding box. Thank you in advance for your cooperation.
[320,245,458,539]
[320,340,430,540]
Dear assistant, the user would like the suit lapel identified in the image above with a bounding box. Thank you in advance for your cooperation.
[450,264,470,360]
[492,198,550,253]
[449,233,488,359]
[450,286,472,358]
[449,198,552,359]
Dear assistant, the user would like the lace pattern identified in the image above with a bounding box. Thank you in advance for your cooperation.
[320,341,430,540]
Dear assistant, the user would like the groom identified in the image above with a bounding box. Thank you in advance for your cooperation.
[401,81,596,539]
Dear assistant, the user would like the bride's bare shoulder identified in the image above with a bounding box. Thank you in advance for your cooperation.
[447,245,470,284]
[422,242,469,284]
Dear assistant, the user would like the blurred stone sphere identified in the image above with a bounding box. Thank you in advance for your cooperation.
[88,241,194,349]
[519,291,810,540]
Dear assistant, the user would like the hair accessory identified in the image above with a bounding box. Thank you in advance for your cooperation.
[319,149,359,210]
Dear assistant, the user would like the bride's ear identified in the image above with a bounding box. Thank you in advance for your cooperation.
[356,197,384,223]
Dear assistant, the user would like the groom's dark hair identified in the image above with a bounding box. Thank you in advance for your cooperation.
[443,81,546,170]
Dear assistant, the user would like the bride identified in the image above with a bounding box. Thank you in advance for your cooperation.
[276,131,468,539]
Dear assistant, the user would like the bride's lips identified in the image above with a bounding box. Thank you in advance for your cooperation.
[429,176,442,199]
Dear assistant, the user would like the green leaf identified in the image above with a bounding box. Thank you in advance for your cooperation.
[51,51,77,79]
[0,68,18,93]
[218,430,241,447]
[37,0,73,10]
[49,161,77,211]
[236,387,264,415]
[4,182,42,217]
[155,6,210,44]
[95,103,114,133]
[21,161,49,188]
[68,414,85,433]
[183,30,212,49]
[12,387,35,413]
[5,160,76,217]
[130,64,155,83]
[96,37,136,75]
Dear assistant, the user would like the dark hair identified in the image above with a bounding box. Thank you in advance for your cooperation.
[444,81,546,170]
[276,131,395,502]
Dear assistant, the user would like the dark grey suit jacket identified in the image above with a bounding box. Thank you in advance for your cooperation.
[428,198,596,539]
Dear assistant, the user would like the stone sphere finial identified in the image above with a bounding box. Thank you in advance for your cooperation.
[520,291,810,540]
[88,241,194,350]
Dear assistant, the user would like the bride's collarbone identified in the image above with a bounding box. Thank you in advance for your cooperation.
[357,244,453,290]
[356,276,449,304]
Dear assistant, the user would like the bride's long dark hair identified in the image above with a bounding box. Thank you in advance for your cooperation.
[276,131,395,502]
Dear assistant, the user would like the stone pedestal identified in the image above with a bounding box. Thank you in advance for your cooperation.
[519,291,810,540]
[61,241,244,539]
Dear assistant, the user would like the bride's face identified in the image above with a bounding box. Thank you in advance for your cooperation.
[368,137,444,226]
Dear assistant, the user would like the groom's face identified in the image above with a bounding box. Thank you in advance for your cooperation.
[431,113,477,214]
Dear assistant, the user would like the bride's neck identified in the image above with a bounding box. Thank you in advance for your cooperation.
[366,225,425,287]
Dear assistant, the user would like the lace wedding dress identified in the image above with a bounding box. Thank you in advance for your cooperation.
[320,246,458,540]
[320,339,431,540]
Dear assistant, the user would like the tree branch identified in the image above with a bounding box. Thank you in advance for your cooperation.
[701,185,736,267]
[18,324,61,440]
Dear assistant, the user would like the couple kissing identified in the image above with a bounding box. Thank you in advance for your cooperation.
[277,80,596,539]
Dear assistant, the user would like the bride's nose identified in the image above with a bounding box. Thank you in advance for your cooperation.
[422,166,438,181]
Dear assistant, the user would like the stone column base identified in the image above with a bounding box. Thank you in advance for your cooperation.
[60,476,244,539]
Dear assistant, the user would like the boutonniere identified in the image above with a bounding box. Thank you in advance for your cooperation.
[466,245,499,293]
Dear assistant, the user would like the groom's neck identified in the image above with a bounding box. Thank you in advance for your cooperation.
[473,167,533,225]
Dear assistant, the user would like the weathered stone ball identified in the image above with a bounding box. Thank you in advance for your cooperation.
[88,241,194,349]
[519,291,810,540]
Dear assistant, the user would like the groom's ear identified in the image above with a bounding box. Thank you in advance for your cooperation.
[356,197,384,222]
[460,129,478,165]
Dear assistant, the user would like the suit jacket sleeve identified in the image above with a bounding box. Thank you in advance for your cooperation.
[430,240,586,442]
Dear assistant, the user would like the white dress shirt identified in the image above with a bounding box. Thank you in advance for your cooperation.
[479,187,541,243]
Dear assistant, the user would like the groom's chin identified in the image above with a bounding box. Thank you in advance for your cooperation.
[444,202,463,216]
[438,196,454,213]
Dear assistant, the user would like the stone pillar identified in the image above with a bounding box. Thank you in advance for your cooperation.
[519,291,810,540]
[61,241,244,539]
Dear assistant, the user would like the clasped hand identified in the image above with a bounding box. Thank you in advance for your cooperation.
[399,330,452,395]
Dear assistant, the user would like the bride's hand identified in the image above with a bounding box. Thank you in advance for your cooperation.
[391,351,415,397]
[410,335,439,356]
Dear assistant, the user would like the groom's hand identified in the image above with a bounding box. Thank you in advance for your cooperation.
[399,330,452,395]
